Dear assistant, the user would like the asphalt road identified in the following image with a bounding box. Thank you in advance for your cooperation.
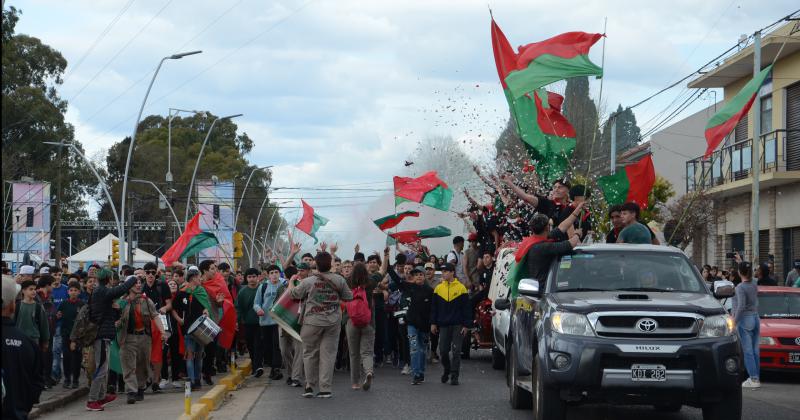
[240,350,800,420]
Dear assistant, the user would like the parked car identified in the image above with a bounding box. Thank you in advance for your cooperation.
[489,247,515,370]
[504,244,743,420]
[756,286,800,371]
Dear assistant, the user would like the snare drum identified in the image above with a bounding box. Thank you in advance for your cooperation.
[157,314,171,335]
[269,289,303,342]
[187,315,220,346]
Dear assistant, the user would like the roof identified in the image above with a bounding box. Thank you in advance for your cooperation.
[617,142,651,165]
[67,233,162,265]
[756,286,800,293]
[574,243,684,254]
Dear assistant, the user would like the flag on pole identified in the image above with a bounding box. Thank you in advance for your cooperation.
[393,171,452,211]
[704,64,773,158]
[597,154,656,207]
[161,213,220,266]
[389,226,452,244]
[295,200,328,243]
[506,236,550,297]
[373,210,420,231]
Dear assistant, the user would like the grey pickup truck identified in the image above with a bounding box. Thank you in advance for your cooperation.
[494,244,743,420]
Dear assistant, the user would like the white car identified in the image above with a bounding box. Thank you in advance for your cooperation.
[489,247,515,370]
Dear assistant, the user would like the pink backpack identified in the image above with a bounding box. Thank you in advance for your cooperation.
[345,287,371,327]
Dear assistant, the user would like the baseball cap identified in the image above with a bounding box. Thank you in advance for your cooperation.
[441,263,455,272]
[19,265,35,275]
[793,259,800,269]
[297,262,311,270]
[186,266,201,277]
[410,268,424,275]
[39,266,50,275]
[468,232,478,242]
[424,262,435,270]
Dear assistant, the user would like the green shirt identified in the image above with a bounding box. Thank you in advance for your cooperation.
[15,301,49,342]
[618,222,652,245]
[235,286,260,326]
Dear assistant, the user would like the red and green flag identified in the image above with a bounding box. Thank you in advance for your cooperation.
[506,236,550,297]
[161,212,220,266]
[373,210,420,231]
[393,171,452,211]
[389,226,452,244]
[704,64,773,158]
[597,154,656,207]
[296,199,328,243]
[504,30,603,100]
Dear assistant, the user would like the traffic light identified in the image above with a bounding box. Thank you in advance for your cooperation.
[233,232,244,258]
[111,239,120,267]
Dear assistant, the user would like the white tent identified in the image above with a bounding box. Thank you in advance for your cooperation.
[66,233,162,272]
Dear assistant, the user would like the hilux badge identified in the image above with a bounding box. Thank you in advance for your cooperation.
[636,318,658,332]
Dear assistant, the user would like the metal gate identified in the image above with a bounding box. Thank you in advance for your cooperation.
[786,82,800,170]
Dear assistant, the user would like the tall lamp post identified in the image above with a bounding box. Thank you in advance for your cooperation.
[119,50,201,266]
[234,166,272,227]
[184,113,243,226]
[43,141,122,240]
[130,179,182,233]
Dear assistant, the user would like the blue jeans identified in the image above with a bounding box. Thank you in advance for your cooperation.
[407,325,429,378]
[737,313,760,380]
[51,327,63,380]
[184,336,204,384]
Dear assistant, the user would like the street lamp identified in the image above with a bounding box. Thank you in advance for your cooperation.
[43,141,122,241]
[166,108,204,183]
[120,50,202,267]
[130,179,182,233]
[234,165,272,226]
[184,113,243,226]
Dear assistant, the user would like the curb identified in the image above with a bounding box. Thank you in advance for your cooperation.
[178,403,209,420]
[29,386,89,419]
[198,385,227,411]
[177,358,253,420]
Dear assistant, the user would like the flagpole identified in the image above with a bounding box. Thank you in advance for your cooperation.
[583,17,607,182]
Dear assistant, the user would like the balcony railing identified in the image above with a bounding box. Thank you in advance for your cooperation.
[686,129,798,192]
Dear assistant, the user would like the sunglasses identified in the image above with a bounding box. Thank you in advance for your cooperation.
[145,270,156,275]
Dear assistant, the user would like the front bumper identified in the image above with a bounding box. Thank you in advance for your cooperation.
[539,333,743,404]
[760,347,800,370]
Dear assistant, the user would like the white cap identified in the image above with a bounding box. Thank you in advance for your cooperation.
[39,266,50,275]
[2,274,18,307]
[19,265,35,275]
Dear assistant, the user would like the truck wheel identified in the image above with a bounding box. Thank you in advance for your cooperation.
[533,357,566,420]
[701,387,742,420]
[492,345,505,370]
[509,345,532,409]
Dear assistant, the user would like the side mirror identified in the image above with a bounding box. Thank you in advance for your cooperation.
[518,278,541,297]
[713,280,735,299]
[494,298,511,310]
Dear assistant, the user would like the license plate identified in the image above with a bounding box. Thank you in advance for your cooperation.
[790,353,800,364]
[631,364,667,382]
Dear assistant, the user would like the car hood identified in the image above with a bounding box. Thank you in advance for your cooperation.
[759,318,800,337]
[551,291,725,316]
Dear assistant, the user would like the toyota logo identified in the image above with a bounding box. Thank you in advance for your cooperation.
[795,337,800,346]
[636,318,659,332]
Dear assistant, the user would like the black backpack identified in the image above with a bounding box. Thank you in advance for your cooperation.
[70,299,99,347]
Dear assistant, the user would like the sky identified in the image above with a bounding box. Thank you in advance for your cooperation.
[10,0,797,254]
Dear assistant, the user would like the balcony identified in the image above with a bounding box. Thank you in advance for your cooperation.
[685,129,800,197]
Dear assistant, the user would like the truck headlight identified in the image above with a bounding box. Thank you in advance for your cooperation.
[551,312,595,336]
[759,336,776,345]
[699,314,735,337]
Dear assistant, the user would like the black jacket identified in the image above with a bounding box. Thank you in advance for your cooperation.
[525,230,573,282]
[398,282,434,331]
[89,276,137,339]
[2,317,44,419]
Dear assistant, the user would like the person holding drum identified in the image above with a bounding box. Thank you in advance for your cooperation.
[172,267,209,391]
[289,252,353,398]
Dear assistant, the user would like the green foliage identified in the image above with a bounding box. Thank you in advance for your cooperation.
[640,176,674,223]
[605,105,642,153]
[563,76,606,175]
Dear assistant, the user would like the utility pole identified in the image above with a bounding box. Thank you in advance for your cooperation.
[751,31,762,264]
[128,196,135,264]
[53,141,65,262]
[609,113,618,174]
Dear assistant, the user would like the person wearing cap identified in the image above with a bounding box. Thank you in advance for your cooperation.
[3,274,45,420]
[17,265,35,283]
[464,233,480,291]
[430,262,471,386]
[401,267,433,385]
[253,265,286,381]
[236,268,263,377]
[731,259,760,388]
[787,259,800,287]
[446,236,466,286]
[500,174,572,223]
[85,269,138,411]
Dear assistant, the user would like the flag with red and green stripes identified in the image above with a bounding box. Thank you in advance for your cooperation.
[389,226,452,244]
[704,64,773,158]
[597,154,656,207]
[373,210,420,231]
[161,212,220,266]
[393,171,452,211]
[296,199,328,243]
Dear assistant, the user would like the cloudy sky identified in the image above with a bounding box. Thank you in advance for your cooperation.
[11,0,796,253]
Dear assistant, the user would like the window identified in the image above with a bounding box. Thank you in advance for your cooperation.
[686,163,695,191]
[712,154,722,180]
[765,135,776,165]
[742,144,752,170]
[732,148,741,172]
[26,207,34,227]
[760,95,773,134]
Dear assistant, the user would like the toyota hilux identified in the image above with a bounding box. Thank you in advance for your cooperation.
[497,244,743,420]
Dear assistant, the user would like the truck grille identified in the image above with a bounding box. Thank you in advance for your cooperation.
[592,313,700,339]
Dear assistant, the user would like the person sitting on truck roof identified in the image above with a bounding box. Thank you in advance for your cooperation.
[524,206,582,283]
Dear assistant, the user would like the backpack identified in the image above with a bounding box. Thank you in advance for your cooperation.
[70,302,99,347]
[344,287,371,328]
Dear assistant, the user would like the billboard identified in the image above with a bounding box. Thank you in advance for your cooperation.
[196,180,234,265]
[11,181,51,264]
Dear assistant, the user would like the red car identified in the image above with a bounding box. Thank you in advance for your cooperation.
[757,286,800,371]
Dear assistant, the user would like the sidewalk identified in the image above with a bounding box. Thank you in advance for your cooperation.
[29,381,89,419]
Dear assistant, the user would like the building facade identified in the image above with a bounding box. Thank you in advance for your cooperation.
[685,22,800,282]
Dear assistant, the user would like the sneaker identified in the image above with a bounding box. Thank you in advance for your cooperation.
[290,380,302,387]
[136,388,145,401]
[401,365,411,375]
[302,387,314,398]
[431,356,439,364]
[254,368,264,378]
[191,381,201,392]
[99,393,117,406]
[86,401,104,411]
[419,375,425,383]
[203,375,214,386]
[412,376,422,385]
[159,379,170,389]
[127,393,137,404]
[316,391,332,398]
[151,383,162,394]
[269,369,283,381]
[63,381,72,389]
[362,373,373,391]
[172,381,184,389]
[72,382,80,389]
[441,372,449,383]
[742,378,761,388]
[450,376,459,386]
[285,377,293,385]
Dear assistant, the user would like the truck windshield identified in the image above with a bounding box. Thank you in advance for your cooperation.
[757,293,800,318]
[552,252,705,293]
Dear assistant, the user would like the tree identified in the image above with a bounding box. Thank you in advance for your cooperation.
[662,191,714,250]
[563,76,606,175]
[602,104,641,154]
[640,175,675,224]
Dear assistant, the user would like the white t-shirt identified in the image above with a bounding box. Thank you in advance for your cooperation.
[447,249,466,285]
